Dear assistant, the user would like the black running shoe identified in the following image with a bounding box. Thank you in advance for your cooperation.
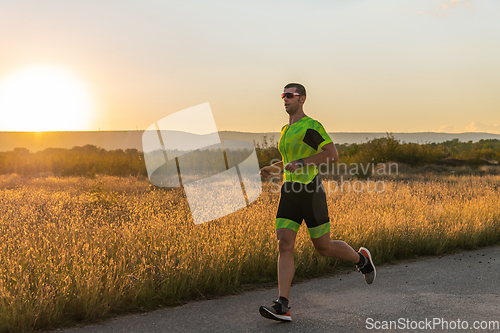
[357,247,376,284]
[259,299,291,322]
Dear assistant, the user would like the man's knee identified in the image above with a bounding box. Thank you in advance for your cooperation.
[278,238,294,253]
[312,236,332,257]
[277,229,296,253]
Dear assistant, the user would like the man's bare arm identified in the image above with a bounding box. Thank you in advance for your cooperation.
[260,160,284,179]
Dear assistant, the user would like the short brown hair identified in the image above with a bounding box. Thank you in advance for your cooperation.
[284,83,306,96]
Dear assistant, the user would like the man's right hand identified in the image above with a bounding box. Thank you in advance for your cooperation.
[260,165,279,179]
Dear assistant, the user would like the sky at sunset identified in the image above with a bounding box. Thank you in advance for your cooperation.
[0,0,498,133]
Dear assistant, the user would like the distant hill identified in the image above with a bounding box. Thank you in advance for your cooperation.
[1,130,499,152]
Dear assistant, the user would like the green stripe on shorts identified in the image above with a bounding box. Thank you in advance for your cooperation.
[275,218,301,233]
[308,222,330,238]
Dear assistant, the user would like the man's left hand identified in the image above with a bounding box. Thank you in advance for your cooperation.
[284,160,303,173]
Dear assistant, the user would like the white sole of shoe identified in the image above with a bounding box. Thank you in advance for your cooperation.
[359,246,376,284]
[259,306,292,322]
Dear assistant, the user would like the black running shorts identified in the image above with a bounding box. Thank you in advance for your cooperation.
[275,176,330,238]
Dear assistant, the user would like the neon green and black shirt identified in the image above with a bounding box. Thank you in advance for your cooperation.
[278,116,333,184]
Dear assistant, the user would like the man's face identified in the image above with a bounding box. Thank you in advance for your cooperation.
[283,87,304,115]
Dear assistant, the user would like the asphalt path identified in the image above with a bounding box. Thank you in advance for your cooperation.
[56,246,500,333]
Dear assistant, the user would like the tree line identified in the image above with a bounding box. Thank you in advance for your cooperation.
[254,134,500,167]
[0,145,145,177]
[0,134,498,177]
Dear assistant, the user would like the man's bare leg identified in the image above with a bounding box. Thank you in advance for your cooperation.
[276,228,297,300]
[259,228,295,321]
[310,232,359,263]
[311,231,376,284]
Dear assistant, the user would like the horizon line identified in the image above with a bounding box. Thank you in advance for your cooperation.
[1,130,500,135]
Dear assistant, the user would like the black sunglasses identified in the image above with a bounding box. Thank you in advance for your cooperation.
[281,92,301,99]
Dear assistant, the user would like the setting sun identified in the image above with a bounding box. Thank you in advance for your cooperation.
[0,66,94,131]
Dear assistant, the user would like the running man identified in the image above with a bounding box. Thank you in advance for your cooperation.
[259,83,376,322]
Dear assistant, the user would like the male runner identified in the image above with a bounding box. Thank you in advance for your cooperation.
[258,83,376,322]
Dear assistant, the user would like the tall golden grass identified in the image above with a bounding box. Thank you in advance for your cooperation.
[1,174,499,332]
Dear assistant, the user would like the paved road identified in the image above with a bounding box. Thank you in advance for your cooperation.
[57,246,500,333]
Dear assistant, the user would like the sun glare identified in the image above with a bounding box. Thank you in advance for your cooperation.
[0,66,94,131]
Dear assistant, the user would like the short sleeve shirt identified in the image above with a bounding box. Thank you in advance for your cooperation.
[278,116,333,184]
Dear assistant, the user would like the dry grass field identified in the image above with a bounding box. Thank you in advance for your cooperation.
[1,173,500,332]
